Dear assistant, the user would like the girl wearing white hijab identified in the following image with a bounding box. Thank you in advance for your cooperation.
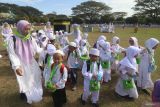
[79,39,89,68]
[60,32,69,48]
[93,35,106,49]
[111,36,125,72]
[67,24,82,44]
[41,44,56,87]
[115,46,140,99]
[82,33,91,50]
[137,38,159,93]
[99,41,112,82]
[7,20,43,104]
[1,22,13,39]
[1,22,13,48]
[129,37,139,47]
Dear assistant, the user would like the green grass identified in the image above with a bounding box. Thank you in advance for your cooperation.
[0,27,160,107]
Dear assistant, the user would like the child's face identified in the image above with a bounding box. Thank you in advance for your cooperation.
[22,24,31,36]
[129,38,134,46]
[53,53,63,64]
[152,44,159,50]
[89,54,99,62]
[69,46,76,52]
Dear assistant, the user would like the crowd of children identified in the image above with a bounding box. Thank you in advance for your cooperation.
[1,20,160,107]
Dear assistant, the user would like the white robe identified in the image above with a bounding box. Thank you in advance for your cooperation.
[111,44,125,71]
[100,49,111,82]
[69,30,82,43]
[38,51,54,86]
[82,61,103,103]
[7,36,43,104]
[137,50,154,89]
[63,46,81,68]
[115,65,138,99]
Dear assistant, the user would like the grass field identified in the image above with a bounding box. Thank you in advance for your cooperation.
[0,27,160,107]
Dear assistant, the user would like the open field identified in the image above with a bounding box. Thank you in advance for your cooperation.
[0,27,160,107]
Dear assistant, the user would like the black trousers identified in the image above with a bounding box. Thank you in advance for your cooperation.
[70,68,78,86]
[52,88,67,107]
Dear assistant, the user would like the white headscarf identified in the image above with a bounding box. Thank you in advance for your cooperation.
[120,46,140,70]
[47,30,55,40]
[54,50,65,56]
[80,39,87,47]
[39,33,49,48]
[102,42,111,51]
[97,39,105,50]
[130,37,138,47]
[145,38,159,51]
[97,35,106,41]
[112,36,119,45]
[47,44,56,56]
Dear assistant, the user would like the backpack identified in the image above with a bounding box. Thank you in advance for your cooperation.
[86,60,100,72]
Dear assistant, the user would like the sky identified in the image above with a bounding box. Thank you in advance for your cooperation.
[0,0,136,17]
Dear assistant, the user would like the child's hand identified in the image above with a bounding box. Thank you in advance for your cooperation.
[16,68,23,76]
[53,84,58,89]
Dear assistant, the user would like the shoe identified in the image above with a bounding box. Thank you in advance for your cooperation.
[72,86,77,91]
[92,103,99,107]
[20,93,27,101]
[142,89,151,95]
[80,94,86,105]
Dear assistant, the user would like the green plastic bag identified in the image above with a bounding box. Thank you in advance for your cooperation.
[123,79,134,90]
[115,54,119,60]
[89,80,100,92]
[101,61,110,69]
[80,55,89,61]
[46,81,56,92]
[136,57,141,64]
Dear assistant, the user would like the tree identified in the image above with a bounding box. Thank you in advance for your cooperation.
[71,16,84,24]
[112,12,127,19]
[71,1,112,23]
[101,14,115,23]
[125,16,139,24]
[133,0,160,19]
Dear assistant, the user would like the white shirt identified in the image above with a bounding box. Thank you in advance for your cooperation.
[51,64,68,89]
[82,61,103,80]
[63,46,81,68]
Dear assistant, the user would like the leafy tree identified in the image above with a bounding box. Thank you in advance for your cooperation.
[112,12,127,19]
[125,16,138,24]
[71,1,112,23]
[101,14,115,23]
[133,0,160,19]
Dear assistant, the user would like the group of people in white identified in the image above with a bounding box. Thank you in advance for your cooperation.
[1,20,160,107]
[100,23,115,33]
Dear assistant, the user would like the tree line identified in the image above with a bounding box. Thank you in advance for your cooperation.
[0,0,160,24]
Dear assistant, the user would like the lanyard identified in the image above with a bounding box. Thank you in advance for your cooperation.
[47,56,51,68]
[49,63,62,81]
